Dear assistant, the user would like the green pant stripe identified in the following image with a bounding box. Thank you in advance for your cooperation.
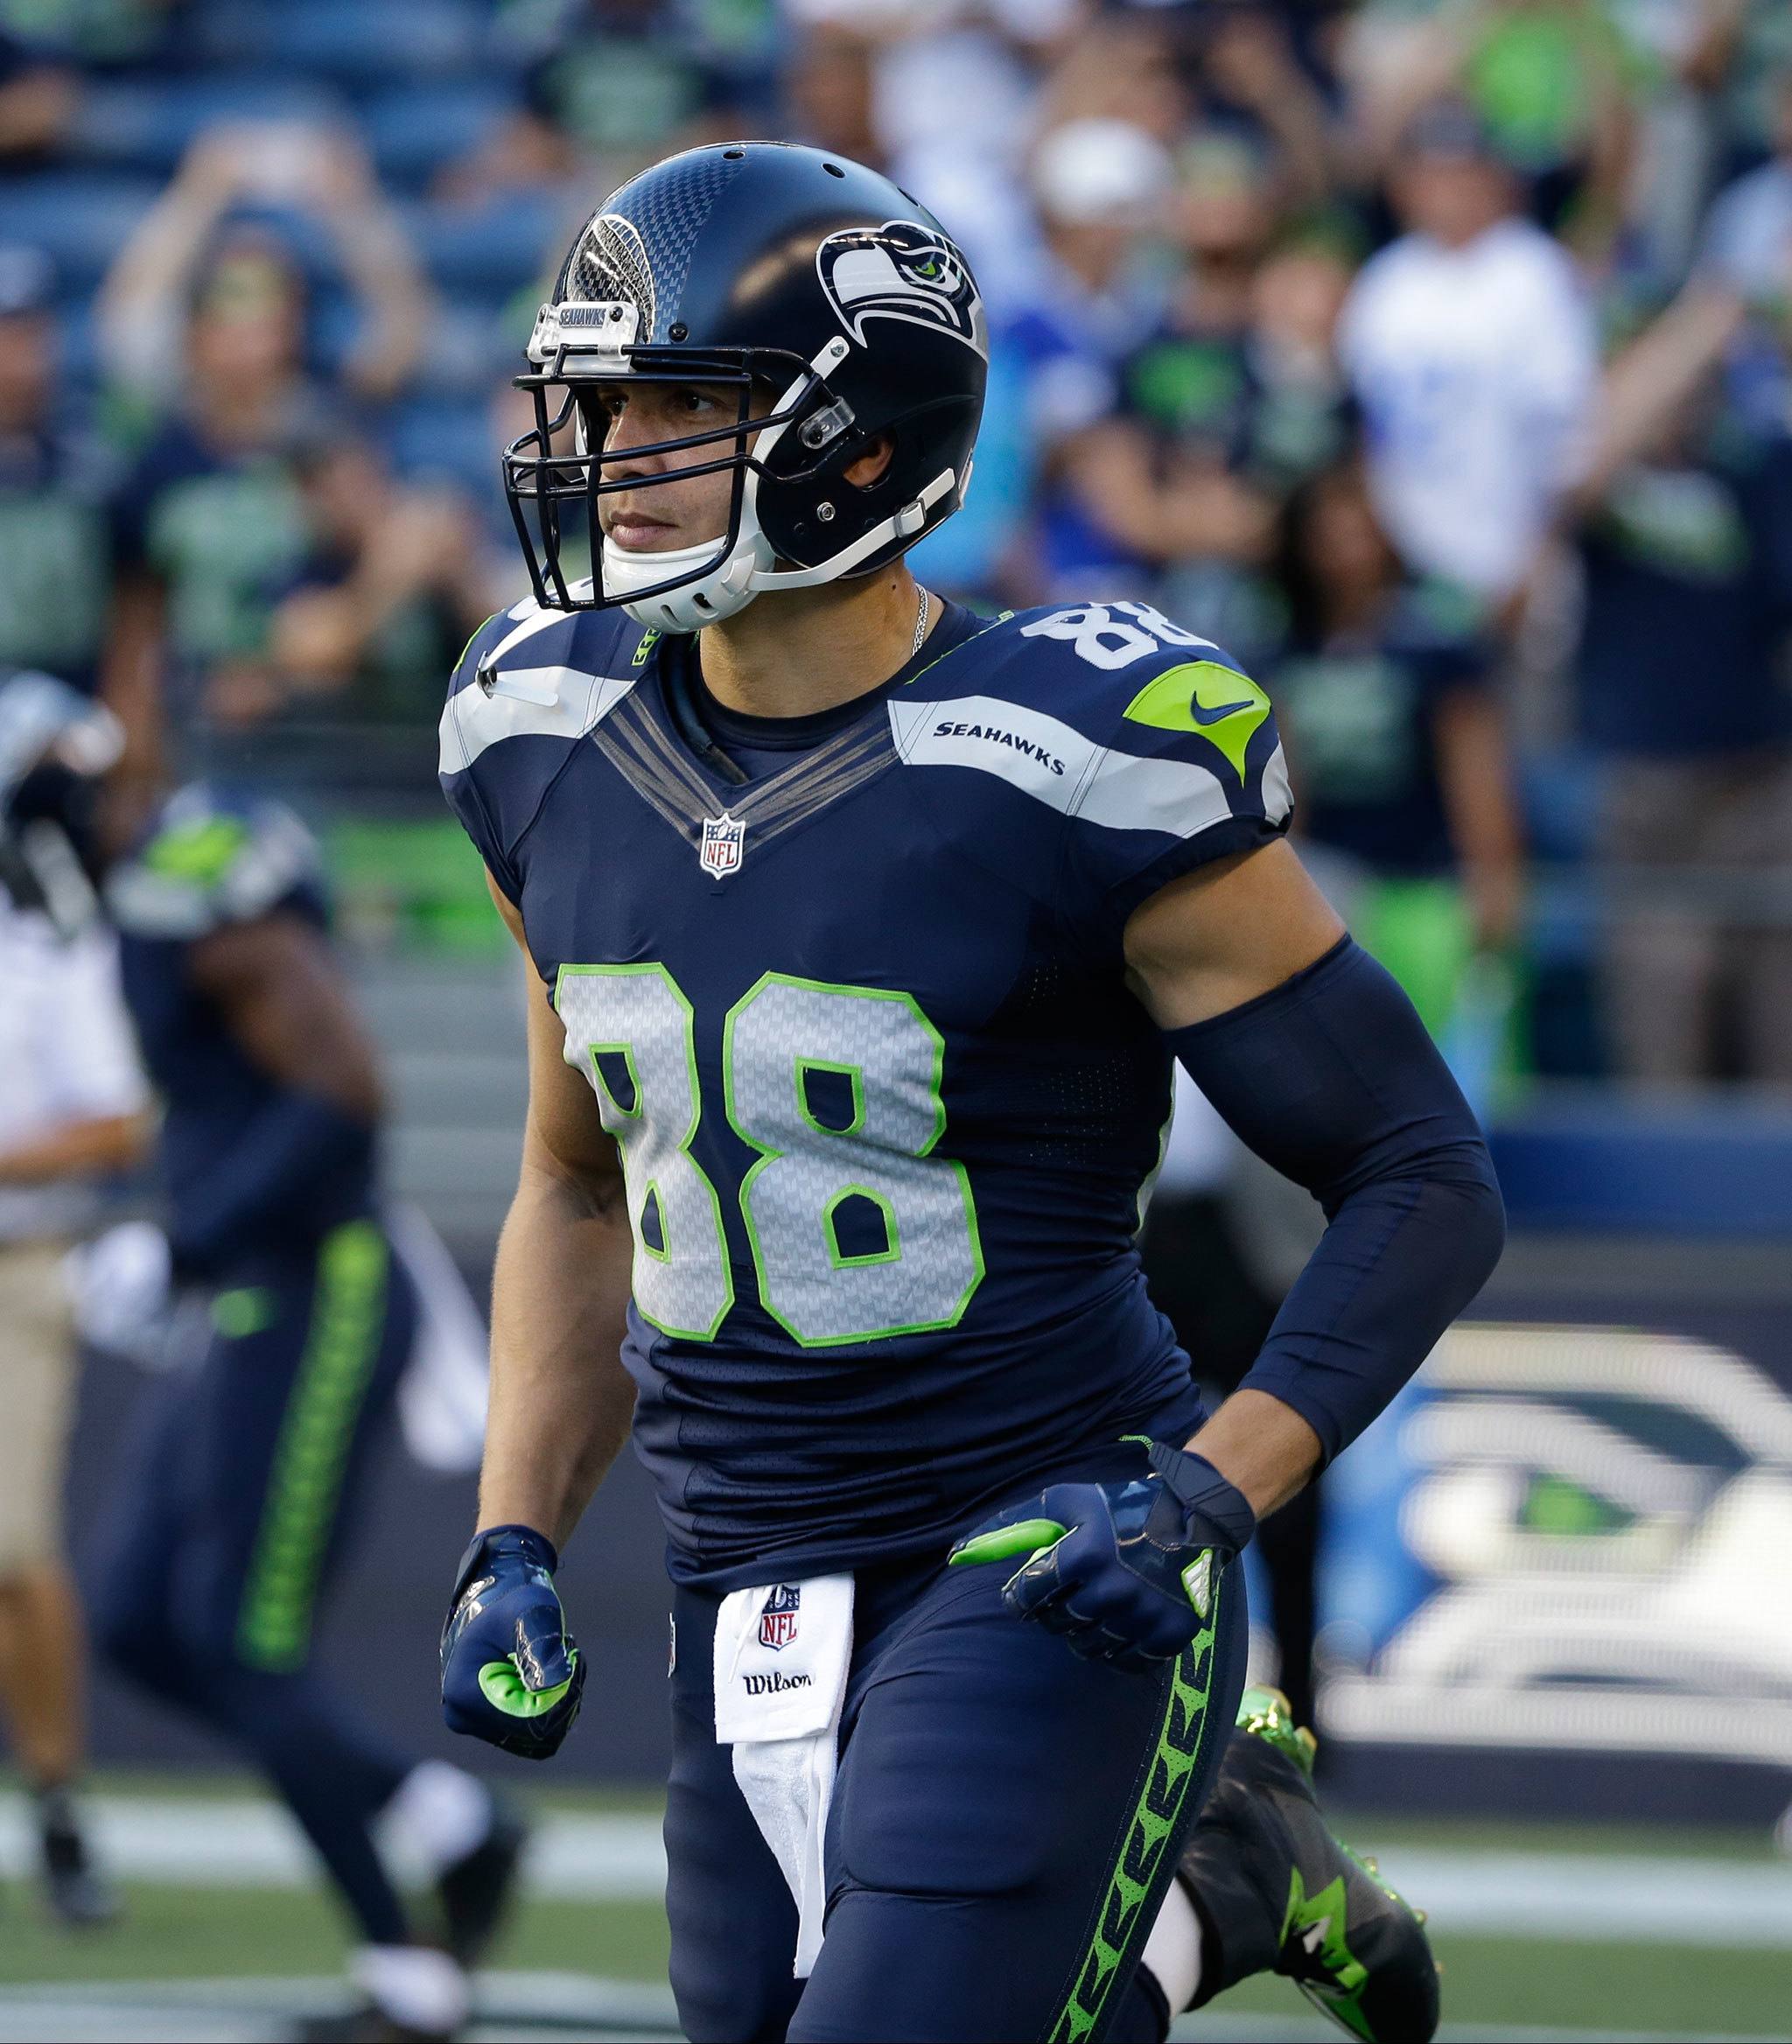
[235,1221,388,1673]
[1048,1582,1225,2044]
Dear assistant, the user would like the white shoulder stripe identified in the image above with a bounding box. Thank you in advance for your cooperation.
[438,665,640,775]
[1259,740,1293,824]
[888,695,1290,837]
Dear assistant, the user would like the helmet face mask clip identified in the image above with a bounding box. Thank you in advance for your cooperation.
[499,143,988,634]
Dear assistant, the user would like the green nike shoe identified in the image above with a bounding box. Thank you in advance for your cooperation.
[1173,1686,1439,2044]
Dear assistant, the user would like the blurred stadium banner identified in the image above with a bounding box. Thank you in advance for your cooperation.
[1317,1219,1792,1829]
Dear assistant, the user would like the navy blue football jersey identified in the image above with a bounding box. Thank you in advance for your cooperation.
[440,596,1292,1587]
[107,785,376,1269]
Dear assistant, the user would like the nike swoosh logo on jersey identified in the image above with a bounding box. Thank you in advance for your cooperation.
[1186,696,1257,725]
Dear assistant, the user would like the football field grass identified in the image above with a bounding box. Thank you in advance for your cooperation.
[0,1777,1785,2041]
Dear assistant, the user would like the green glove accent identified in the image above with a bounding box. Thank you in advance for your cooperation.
[948,1517,1068,1568]
[477,1648,580,1718]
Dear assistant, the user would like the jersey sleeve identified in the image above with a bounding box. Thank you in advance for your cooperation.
[438,607,521,900]
[438,597,639,905]
[1018,604,1294,947]
[105,790,324,942]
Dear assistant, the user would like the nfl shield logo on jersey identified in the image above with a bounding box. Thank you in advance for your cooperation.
[700,812,746,878]
[758,1584,801,1651]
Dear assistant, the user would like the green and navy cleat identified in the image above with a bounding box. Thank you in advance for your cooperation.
[1173,1685,1439,2043]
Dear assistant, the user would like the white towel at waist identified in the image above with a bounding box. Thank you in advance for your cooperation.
[713,1575,854,1978]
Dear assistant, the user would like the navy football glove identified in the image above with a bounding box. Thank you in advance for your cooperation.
[948,1442,1256,1671]
[440,1525,585,1760]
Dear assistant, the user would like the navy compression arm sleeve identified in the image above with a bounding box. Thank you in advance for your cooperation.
[170,1092,375,1276]
[1164,936,1505,1464]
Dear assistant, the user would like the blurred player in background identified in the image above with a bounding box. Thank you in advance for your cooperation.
[0,669,141,1927]
[1,726,525,2041]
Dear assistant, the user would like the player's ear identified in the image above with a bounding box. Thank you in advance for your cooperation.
[842,432,895,489]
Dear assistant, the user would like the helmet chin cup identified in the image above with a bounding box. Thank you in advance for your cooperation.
[604,518,774,634]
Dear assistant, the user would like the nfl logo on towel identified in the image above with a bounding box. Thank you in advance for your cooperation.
[759,1584,801,1651]
[700,812,745,878]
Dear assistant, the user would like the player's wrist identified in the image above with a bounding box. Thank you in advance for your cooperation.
[452,1523,560,1599]
[1146,1442,1257,1554]
[471,1522,559,1565]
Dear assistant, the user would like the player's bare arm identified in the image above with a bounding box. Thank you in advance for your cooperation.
[0,1111,145,1185]
[434,873,640,1762]
[478,872,636,1549]
[147,908,391,1277]
[188,912,382,1122]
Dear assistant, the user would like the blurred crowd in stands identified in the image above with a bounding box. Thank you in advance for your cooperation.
[3,0,1792,1087]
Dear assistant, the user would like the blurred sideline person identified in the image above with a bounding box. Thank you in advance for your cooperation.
[4,740,526,2041]
[1266,455,1524,1048]
[98,121,432,800]
[0,247,116,696]
[1339,100,1597,612]
[0,669,142,1926]
[1564,284,1792,1085]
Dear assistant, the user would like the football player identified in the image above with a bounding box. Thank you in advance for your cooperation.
[37,765,530,2042]
[438,143,1502,2044]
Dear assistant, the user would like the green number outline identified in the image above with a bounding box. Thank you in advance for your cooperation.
[795,1055,866,1138]
[822,1183,901,1269]
[583,1040,671,1263]
[554,962,734,1341]
[722,970,984,1348]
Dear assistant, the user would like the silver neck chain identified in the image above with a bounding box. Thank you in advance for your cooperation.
[911,582,931,660]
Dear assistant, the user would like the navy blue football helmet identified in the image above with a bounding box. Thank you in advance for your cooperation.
[503,140,988,632]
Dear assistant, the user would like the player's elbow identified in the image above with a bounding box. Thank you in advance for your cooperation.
[1446,1144,1503,1284]
[1420,1133,1508,1298]
[518,1120,629,1228]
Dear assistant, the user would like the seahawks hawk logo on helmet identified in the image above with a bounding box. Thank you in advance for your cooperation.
[816,220,986,357]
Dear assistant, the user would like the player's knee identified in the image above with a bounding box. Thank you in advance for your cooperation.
[669,1955,802,2044]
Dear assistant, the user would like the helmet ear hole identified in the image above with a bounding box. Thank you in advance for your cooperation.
[841,431,897,491]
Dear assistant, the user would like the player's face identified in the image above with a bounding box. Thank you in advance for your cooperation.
[590,381,743,553]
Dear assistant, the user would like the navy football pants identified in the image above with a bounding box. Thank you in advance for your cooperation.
[666,1459,1250,2043]
[93,1219,419,1948]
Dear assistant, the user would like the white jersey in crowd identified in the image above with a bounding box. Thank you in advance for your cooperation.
[0,896,146,1243]
[1338,216,1598,597]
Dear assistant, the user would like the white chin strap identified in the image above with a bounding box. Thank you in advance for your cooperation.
[603,338,957,635]
[604,523,774,633]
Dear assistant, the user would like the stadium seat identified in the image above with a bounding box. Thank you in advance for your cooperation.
[67,73,348,177]
[0,172,161,294]
[362,82,518,191]
[414,293,519,399]
[410,192,562,299]
[384,395,498,494]
[262,3,489,89]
